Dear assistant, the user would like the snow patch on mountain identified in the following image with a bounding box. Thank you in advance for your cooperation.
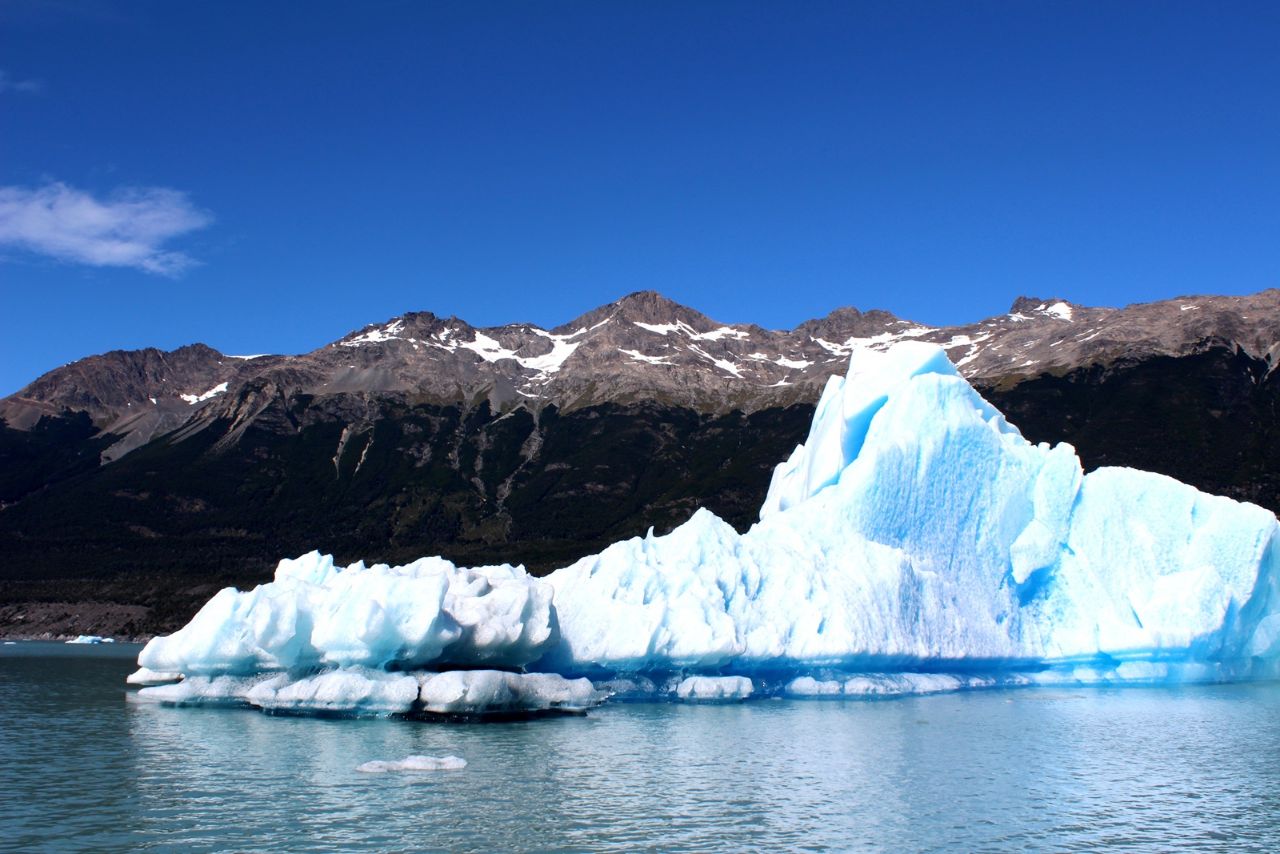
[687,344,744,378]
[619,348,674,366]
[341,320,407,347]
[461,331,581,379]
[1041,302,1074,321]
[180,382,228,405]
[811,325,936,359]
[633,319,752,342]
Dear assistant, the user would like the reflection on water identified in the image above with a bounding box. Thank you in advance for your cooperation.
[3,642,1280,852]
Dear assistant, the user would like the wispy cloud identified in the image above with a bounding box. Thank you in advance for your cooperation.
[0,182,213,276]
[0,70,44,94]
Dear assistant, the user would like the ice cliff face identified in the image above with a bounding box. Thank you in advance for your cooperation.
[133,342,1280,711]
[138,553,557,675]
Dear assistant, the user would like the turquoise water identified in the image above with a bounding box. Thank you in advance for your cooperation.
[3,642,1280,852]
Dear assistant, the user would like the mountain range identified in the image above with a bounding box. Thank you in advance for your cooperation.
[4,289,1280,638]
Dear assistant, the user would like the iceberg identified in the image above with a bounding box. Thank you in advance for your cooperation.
[67,635,115,644]
[541,342,1280,681]
[133,341,1280,711]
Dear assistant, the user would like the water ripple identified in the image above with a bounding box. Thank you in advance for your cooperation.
[2,645,1280,852]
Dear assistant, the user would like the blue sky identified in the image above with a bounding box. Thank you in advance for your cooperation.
[1,1,1278,395]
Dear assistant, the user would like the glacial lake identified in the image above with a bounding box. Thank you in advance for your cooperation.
[3,642,1280,852]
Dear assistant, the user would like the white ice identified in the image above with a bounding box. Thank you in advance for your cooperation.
[543,342,1280,679]
[341,320,406,347]
[67,635,114,644]
[784,673,1028,698]
[417,670,605,715]
[126,667,182,686]
[138,554,555,676]
[675,675,753,701]
[179,382,228,405]
[460,330,580,379]
[135,668,603,717]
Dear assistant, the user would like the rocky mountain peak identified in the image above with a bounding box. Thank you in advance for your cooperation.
[558,290,715,334]
[6,289,1280,461]
[1007,296,1079,320]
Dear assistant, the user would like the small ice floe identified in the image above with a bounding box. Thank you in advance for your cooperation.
[356,755,467,773]
[2,641,16,646]
[416,670,606,717]
[126,667,183,686]
[66,635,114,644]
[134,673,284,707]
[675,675,754,701]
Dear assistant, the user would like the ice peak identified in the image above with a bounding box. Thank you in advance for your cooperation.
[760,342,1012,518]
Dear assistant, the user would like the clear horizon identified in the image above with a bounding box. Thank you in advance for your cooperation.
[3,1,1278,395]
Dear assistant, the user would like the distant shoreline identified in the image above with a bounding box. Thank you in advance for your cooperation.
[0,631,151,644]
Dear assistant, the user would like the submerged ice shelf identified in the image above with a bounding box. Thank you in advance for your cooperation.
[135,668,605,717]
[131,342,1280,714]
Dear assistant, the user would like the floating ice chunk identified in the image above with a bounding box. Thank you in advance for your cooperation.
[592,675,661,700]
[245,667,420,715]
[784,673,1035,698]
[139,667,603,717]
[357,755,467,773]
[66,635,114,644]
[126,667,182,686]
[675,675,753,701]
[137,553,555,676]
[136,673,287,706]
[785,676,844,696]
[417,670,605,716]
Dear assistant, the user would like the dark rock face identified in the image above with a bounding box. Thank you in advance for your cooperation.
[0,396,813,637]
[2,289,1280,637]
[978,347,1280,510]
[9,288,1275,462]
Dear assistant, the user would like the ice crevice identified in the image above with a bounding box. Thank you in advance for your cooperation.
[131,342,1280,714]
